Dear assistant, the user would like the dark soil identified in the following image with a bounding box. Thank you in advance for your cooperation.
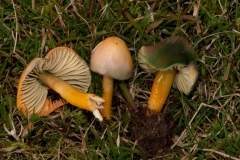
[131,108,173,159]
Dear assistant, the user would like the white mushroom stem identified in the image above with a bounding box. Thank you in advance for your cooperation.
[38,71,104,121]
[102,75,113,120]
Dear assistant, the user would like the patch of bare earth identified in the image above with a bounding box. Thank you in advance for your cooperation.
[131,107,173,159]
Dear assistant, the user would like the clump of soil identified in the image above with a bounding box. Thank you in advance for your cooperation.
[131,108,173,159]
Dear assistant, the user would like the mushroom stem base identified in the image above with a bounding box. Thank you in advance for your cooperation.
[148,69,176,114]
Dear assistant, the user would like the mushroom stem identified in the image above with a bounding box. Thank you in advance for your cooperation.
[102,75,113,120]
[38,71,104,121]
[119,81,138,113]
[148,69,176,113]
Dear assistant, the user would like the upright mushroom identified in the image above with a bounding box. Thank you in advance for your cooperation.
[138,36,198,114]
[90,37,133,119]
[17,47,104,121]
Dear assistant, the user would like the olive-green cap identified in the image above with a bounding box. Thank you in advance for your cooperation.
[138,36,198,95]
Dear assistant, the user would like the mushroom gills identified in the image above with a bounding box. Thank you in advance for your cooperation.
[173,62,198,95]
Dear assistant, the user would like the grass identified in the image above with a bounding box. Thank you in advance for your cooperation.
[0,0,239,159]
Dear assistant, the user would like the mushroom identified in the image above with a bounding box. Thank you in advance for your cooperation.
[138,36,198,114]
[17,47,104,121]
[90,37,134,119]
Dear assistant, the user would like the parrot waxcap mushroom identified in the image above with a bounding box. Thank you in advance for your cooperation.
[90,36,133,119]
[17,47,104,121]
[138,36,198,114]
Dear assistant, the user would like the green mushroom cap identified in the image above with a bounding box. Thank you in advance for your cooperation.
[138,36,198,95]
[138,36,196,72]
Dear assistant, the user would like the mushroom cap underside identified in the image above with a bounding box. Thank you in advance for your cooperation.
[90,36,133,80]
[138,36,196,72]
[17,47,91,115]
[173,61,198,95]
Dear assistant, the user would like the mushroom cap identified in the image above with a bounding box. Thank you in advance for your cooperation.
[138,36,198,95]
[138,36,196,72]
[90,36,133,80]
[17,47,91,115]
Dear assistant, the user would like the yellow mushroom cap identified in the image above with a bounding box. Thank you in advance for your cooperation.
[90,37,133,80]
[17,47,91,115]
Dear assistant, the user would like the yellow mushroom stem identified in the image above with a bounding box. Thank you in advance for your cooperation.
[38,71,103,120]
[102,75,113,120]
[148,69,176,113]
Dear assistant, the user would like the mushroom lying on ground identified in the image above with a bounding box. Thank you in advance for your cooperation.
[138,36,198,115]
[90,36,134,119]
[17,47,104,121]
